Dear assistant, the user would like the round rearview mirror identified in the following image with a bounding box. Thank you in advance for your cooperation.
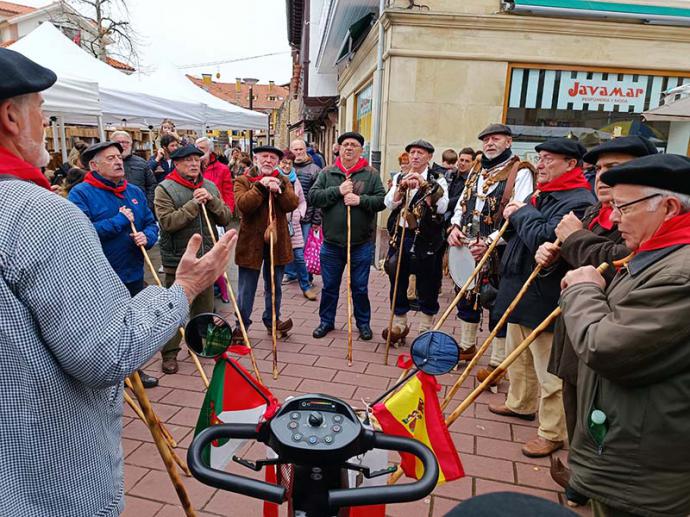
[410,331,459,375]
[184,313,233,359]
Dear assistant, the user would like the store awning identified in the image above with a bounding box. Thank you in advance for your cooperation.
[503,0,690,26]
[336,13,376,66]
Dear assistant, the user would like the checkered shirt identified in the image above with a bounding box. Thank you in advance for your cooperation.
[0,179,189,516]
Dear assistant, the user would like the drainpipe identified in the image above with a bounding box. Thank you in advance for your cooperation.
[370,0,385,174]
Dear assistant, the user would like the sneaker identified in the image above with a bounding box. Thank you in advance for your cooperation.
[138,369,159,388]
[161,357,178,374]
[282,276,297,285]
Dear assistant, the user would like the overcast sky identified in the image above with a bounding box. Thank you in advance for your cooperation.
[21,0,293,84]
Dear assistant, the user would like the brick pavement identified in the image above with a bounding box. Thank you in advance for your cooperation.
[123,262,591,517]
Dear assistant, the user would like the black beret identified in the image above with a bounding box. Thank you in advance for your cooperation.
[0,48,57,101]
[252,145,284,159]
[405,139,435,154]
[170,144,204,160]
[535,138,586,160]
[478,123,512,140]
[81,141,123,166]
[337,132,365,146]
[583,136,657,164]
[601,154,690,196]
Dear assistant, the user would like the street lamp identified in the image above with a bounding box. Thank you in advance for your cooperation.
[243,77,260,154]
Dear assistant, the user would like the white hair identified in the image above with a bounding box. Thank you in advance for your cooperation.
[643,186,690,213]
[195,136,212,147]
[110,130,132,141]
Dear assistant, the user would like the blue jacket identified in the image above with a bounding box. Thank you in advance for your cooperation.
[147,157,174,183]
[68,177,159,283]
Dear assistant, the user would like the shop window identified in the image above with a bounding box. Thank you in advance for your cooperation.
[354,82,373,159]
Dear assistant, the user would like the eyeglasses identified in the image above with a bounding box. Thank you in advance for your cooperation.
[611,193,662,215]
[341,143,362,149]
[100,154,123,163]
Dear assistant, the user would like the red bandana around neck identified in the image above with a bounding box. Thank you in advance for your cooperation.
[335,157,368,178]
[247,169,280,183]
[531,167,591,206]
[0,146,51,190]
[83,171,127,198]
[588,203,614,231]
[167,169,203,189]
[637,211,690,253]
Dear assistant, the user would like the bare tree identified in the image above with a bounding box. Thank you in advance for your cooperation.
[50,0,140,67]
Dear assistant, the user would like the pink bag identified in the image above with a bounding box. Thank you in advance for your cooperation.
[304,226,323,275]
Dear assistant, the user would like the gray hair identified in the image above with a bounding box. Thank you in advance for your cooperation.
[110,130,132,141]
[195,136,212,147]
[643,186,690,213]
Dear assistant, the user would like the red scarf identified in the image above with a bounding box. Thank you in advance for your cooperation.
[531,167,591,206]
[83,171,127,198]
[167,169,203,189]
[637,211,690,253]
[0,146,51,190]
[588,203,614,231]
[247,169,280,183]
[335,157,368,178]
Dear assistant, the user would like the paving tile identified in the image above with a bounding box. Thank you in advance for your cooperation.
[282,363,336,382]
[432,475,473,501]
[297,379,356,399]
[451,416,512,441]
[128,469,217,508]
[124,464,150,491]
[474,478,560,502]
[432,495,465,515]
[515,461,563,492]
[121,496,163,517]
[460,453,515,483]
[334,370,390,390]
[475,436,550,467]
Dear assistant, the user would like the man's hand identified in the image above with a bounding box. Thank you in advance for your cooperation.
[447,227,466,247]
[339,180,353,196]
[469,239,488,261]
[130,232,147,247]
[193,188,212,204]
[119,206,134,222]
[344,193,360,206]
[561,265,606,291]
[404,172,422,191]
[503,201,526,220]
[535,242,560,268]
[555,212,583,242]
[174,230,238,303]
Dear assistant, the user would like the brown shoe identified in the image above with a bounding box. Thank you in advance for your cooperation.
[230,328,244,346]
[488,403,536,421]
[549,456,570,489]
[161,357,178,374]
[382,325,410,348]
[522,437,564,458]
[459,345,476,362]
[303,289,317,301]
[265,318,293,337]
[477,366,502,386]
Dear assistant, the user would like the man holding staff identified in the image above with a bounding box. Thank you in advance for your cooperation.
[309,132,385,340]
[489,138,594,457]
[560,154,690,517]
[0,48,236,516]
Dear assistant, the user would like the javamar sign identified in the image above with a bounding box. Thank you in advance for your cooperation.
[562,75,646,111]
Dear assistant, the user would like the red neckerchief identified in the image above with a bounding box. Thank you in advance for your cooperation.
[588,203,614,231]
[167,169,203,189]
[0,146,51,190]
[335,157,368,178]
[531,167,591,206]
[83,171,127,198]
[637,212,690,253]
[247,169,280,183]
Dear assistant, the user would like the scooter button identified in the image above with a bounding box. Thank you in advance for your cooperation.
[308,435,318,445]
[292,433,303,442]
[290,412,301,420]
[288,421,298,430]
[324,435,334,444]
[332,425,342,433]
[333,415,343,423]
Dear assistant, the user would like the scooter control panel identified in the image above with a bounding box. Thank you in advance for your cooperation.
[269,395,362,462]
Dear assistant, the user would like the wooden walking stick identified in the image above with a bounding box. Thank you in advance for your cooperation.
[123,389,177,449]
[267,193,279,380]
[129,372,197,515]
[384,191,409,366]
[439,237,562,410]
[130,221,210,389]
[346,205,354,366]
[199,205,263,384]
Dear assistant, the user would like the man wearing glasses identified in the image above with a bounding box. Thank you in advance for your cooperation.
[559,153,690,517]
[489,137,595,458]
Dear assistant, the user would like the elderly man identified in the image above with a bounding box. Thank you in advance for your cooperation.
[309,132,386,339]
[489,138,594,458]
[0,48,235,516]
[196,136,234,213]
[148,133,180,183]
[233,146,299,341]
[384,139,449,341]
[111,130,157,210]
[448,125,534,369]
[154,145,232,373]
[560,154,690,517]
[68,140,160,388]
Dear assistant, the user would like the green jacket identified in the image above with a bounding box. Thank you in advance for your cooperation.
[560,244,690,517]
[308,163,385,247]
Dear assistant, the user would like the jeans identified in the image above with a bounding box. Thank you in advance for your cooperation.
[319,240,373,328]
[124,278,145,297]
[237,249,285,329]
[286,247,310,291]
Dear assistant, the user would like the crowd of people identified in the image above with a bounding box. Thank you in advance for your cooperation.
[2,48,690,517]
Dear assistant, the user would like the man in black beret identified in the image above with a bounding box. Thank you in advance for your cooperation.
[489,137,595,458]
[447,123,534,375]
[558,153,690,517]
[154,144,233,373]
[383,138,450,341]
[0,49,237,516]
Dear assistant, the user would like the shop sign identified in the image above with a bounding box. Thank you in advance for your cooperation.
[560,74,647,111]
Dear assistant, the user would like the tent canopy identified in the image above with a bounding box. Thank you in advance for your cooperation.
[644,85,690,121]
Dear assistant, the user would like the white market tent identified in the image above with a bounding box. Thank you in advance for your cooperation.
[644,84,690,121]
[37,76,101,124]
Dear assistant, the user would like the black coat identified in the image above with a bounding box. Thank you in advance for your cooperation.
[123,154,157,210]
[493,187,595,330]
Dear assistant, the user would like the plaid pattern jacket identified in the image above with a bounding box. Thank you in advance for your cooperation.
[0,179,189,516]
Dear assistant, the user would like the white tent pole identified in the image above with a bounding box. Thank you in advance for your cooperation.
[97,115,105,141]
[58,116,68,163]
[50,118,59,156]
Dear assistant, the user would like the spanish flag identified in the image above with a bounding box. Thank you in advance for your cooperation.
[372,372,464,485]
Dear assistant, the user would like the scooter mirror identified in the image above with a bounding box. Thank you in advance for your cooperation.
[185,312,233,359]
[410,331,459,375]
